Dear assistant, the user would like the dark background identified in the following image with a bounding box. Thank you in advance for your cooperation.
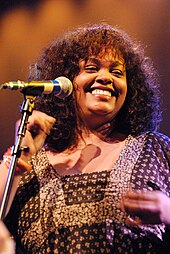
[0,0,169,158]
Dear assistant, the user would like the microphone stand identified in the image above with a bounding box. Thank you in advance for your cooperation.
[0,94,36,220]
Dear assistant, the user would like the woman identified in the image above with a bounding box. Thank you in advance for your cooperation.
[0,23,170,253]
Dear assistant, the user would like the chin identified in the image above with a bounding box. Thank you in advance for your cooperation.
[90,106,117,115]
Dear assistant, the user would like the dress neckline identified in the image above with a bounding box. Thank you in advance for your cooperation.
[43,134,133,178]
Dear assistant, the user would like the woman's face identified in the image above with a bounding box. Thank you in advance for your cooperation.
[73,50,127,129]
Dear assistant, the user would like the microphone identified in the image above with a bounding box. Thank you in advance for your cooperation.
[1,76,73,99]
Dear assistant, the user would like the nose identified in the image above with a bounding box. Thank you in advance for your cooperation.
[95,69,113,85]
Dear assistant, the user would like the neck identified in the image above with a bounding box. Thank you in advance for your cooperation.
[78,122,126,145]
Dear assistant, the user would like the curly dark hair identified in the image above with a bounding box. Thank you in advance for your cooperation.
[29,23,162,151]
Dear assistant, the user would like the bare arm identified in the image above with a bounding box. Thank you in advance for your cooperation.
[0,110,56,217]
[0,220,15,253]
[0,162,21,216]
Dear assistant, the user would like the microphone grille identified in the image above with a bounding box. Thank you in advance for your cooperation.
[56,77,73,99]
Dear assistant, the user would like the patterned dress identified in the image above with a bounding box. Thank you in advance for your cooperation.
[5,132,170,253]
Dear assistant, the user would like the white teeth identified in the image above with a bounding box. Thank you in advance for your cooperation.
[91,89,111,97]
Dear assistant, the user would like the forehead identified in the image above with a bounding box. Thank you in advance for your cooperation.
[79,48,125,67]
[85,48,124,63]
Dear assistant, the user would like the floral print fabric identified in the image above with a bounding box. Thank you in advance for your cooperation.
[5,132,170,253]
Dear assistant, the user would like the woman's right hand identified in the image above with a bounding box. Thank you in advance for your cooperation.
[0,112,54,217]
[16,110,56,163]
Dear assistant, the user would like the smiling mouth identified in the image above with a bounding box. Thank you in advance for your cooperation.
[91,89,111,97]
[88,88,119,98]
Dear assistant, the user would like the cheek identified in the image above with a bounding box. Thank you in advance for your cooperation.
[73,76,82,95]
[120,88,127,106]
[73,75,88,100]
[73,84,85,110]
[117,79,127,96]
[123,86,127,98]
[74,85,83,101]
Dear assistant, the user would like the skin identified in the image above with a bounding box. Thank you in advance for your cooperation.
[0,111,56,216]
[73,50,170,226]
[1,48,170,229]
[121,189,170,226]
[74,50,127,129]
[0,220,15,253]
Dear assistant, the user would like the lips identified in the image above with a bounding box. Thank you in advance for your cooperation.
[91,89,112,97]
[86,86,119,98]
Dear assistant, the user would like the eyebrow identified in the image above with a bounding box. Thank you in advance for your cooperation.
[85,57,125,68]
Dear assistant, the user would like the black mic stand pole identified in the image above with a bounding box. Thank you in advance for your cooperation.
[0,94,36,220]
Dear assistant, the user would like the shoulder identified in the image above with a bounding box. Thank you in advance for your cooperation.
[136,131,170,145]
[147,131,170,141]
[136,131,170,160]
[144,131,170,148]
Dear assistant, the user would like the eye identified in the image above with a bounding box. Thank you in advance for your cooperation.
[111,69,124,77]
[84,65,98,73]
